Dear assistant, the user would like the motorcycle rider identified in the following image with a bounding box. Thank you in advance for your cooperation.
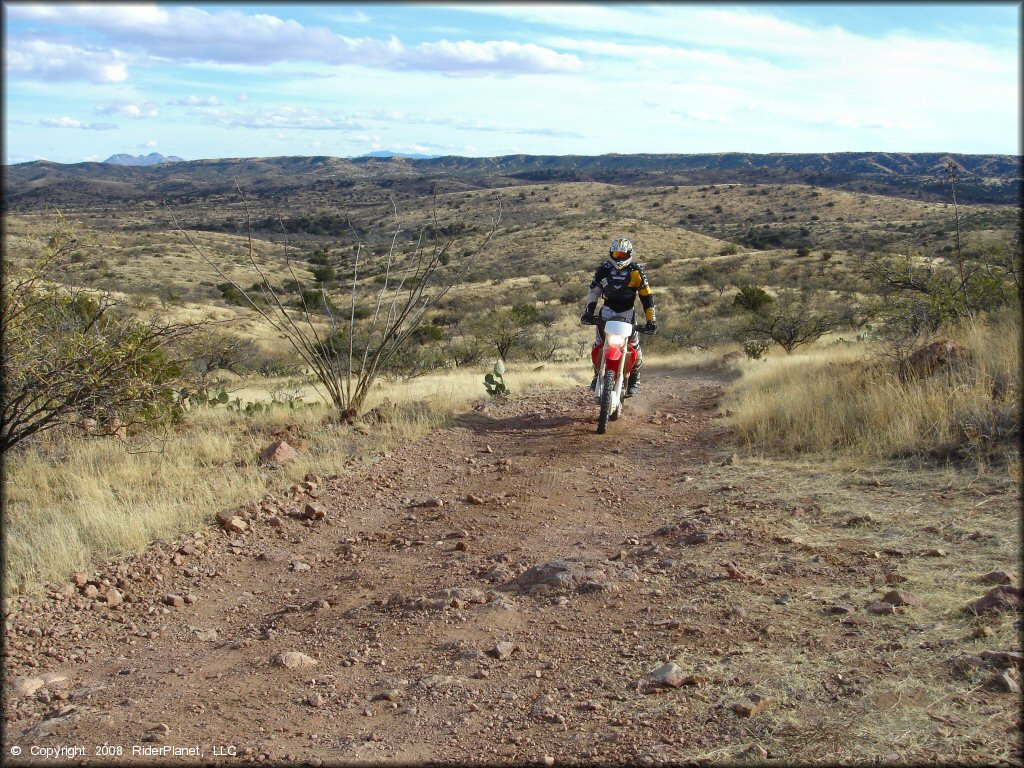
[580,237,657,397]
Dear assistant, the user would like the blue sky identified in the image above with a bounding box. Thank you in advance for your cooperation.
[3,2,1020,164]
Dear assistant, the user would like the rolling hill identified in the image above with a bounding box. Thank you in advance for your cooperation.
[3,152,1019,211]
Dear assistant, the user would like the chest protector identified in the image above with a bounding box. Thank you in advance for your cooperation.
[593,261,649,312]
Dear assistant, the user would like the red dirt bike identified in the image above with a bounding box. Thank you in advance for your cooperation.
[581,316,654,434]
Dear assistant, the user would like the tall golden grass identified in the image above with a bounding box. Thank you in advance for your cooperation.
[723,309,1021,469]
[2,360,589,594]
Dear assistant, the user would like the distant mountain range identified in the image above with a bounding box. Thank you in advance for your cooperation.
[356,151,440,160]
[4,152,1020,209]
[104,152,184,166]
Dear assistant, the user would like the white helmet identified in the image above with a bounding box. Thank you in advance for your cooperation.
[609,237,633,269]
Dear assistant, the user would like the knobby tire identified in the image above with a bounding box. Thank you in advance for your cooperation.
[597,370,615,434]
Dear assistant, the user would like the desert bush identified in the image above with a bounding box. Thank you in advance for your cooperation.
[1,214,205,451]
[743,338,771,359]
[733,284,774,313]
[737,289,841,354]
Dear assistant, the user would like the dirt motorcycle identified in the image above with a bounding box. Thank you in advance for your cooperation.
[581,315,654,434]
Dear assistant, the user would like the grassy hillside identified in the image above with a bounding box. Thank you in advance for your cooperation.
[2,155,1020,595]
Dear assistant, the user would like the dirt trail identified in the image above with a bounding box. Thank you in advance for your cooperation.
[3,372,1020,765]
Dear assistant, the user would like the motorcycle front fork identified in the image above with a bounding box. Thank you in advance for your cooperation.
[594,350,628,399]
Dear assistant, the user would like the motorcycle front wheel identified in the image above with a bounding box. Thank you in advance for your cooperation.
[597,370,615,434]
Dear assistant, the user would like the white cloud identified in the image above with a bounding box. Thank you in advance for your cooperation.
[168,95,222,107]
[400,40,581,75]
[5,39,130,83]
[6,5,581,76]
[201,106,366,131]
[97,100,160,118]
[356,109,583,138]
[237,91,250,102]
[9,3,172,27]
[39,116,118,130]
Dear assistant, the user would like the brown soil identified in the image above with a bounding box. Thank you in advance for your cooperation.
[3,372,1021,765]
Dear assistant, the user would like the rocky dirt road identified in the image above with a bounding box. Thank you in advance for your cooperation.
[4,372,1021,765]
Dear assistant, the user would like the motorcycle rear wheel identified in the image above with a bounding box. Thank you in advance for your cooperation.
[597,370,615,434]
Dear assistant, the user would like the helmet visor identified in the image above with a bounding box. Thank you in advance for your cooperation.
[611,250,630,261]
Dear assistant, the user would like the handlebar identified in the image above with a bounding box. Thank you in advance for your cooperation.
[581,315,655,335]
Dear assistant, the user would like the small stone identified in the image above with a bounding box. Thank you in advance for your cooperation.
[72,573,88,588]
[648,662,688,688]
[733,693,773,717]
[216,511,248,533]
[979,650,1024,666]
[867,601,896,616]
[82,584,99,599]
[104,588,123,606]
[290,561,312,572]
[744,744,768,759]
[882,590,923,608]
[183,594,197,605]
[543,757,555,766]
[455,541,468,552]
[466,494,486,505]
[260,440,299,465]
[965,586,1021,615]
[303,503,325,521]
[15,676,45,697]
[828,604,854,615]
[179,543,196,556]
[922,548,947,558]
[306,693,326,708]
[980,571,1015,586]
[273,652,317,670]
[266,515,285,527]
[308,599,330,612]
[164,595,184,608]
[991,670,1020,694]
[724,562,746,581]
[487,641,517,660]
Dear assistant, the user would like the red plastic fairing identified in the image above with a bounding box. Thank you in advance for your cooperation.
[593,341,639,373]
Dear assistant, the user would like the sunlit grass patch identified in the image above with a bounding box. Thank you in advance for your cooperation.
[724,311,1021,469]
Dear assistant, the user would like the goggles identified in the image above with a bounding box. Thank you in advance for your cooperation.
[611,250,630,260]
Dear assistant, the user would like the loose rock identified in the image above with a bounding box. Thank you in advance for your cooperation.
[273,652,317,670]
[487,641,517,660]
[260,440,299,466]
[867,601,896,616]
[980,571,1015,586]
[882,590,923,608]
[965,586,1021,615]
[733,693,773,717]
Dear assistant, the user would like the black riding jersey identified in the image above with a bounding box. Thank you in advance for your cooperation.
[586,260,656,321]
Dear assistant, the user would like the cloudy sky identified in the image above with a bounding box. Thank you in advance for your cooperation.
[3,2,1019,164]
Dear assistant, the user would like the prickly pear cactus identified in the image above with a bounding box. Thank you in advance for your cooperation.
[484,360,509,397]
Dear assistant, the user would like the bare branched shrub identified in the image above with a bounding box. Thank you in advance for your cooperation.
[169,186,501,414]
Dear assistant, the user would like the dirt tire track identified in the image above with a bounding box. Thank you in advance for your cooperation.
[4,370,1020,765]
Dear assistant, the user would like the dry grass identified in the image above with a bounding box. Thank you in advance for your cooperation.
[1,359,588,596]
[723,311,1021,470]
